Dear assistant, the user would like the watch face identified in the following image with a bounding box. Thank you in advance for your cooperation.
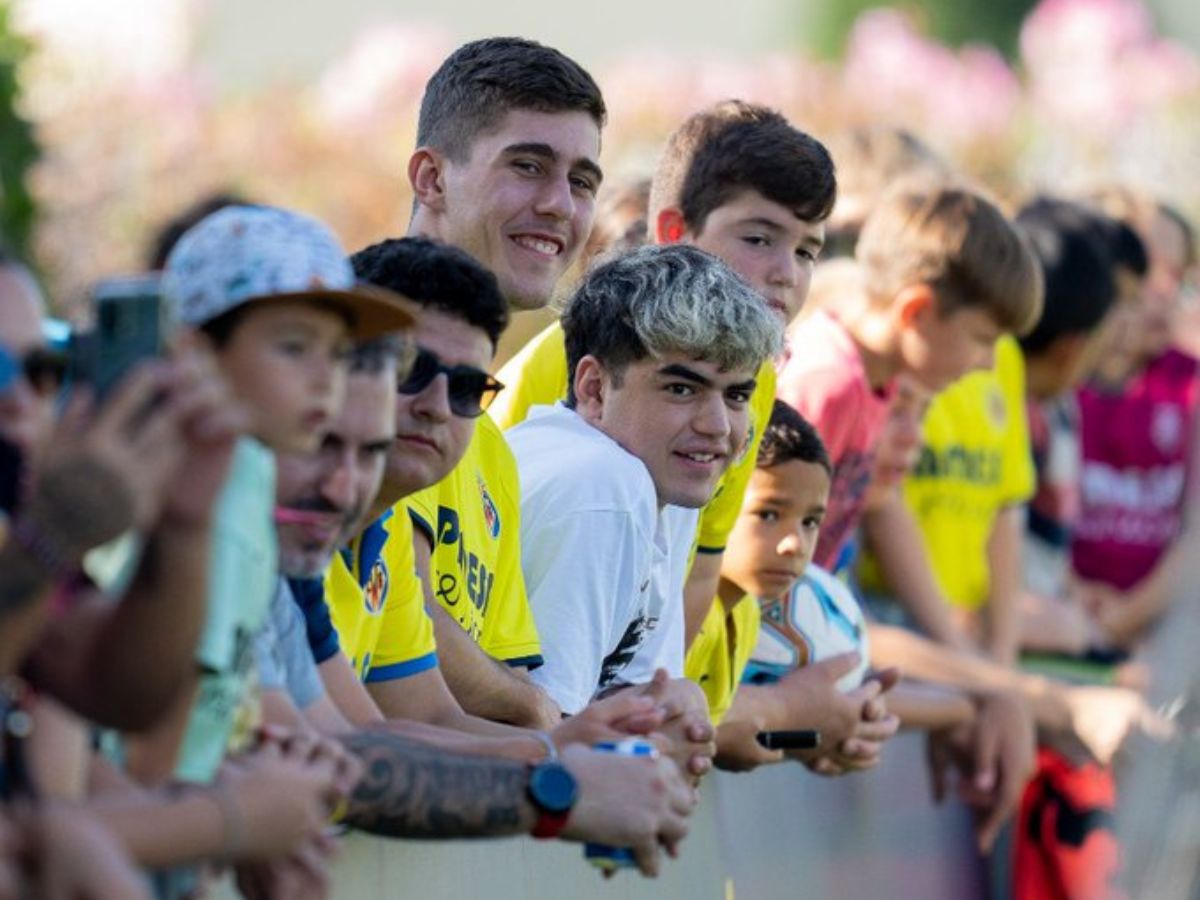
[529,762,578,814]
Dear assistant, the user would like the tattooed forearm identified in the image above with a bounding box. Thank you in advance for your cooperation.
[339,729,537,839]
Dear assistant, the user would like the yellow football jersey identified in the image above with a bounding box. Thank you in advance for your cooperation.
[492,320,776,556]
[325,509,438,683]
[859,337,1035,610]
[489,321,569,432]
[684,595,762,725]
[902,337,1034,609]
[404,416,544,667]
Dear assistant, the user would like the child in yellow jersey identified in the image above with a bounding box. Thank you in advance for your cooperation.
[683,593,761,726]
[492,100,835,645]
[700,400,900,772]
[899,337,1033,660]
[855,338,1035,664]
[693,400,833,721]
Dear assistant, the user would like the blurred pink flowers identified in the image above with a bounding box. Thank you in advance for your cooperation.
[841,9,1022,147]
[1021,0,1200,135]
[12,0,1200,317]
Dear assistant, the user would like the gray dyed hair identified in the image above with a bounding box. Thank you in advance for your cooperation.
[563,244,782,403]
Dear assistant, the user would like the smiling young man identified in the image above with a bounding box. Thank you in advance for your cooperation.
[394,38,606,727]
[489,101,837,645]
[506,244,781,715]
[408,37,604,311]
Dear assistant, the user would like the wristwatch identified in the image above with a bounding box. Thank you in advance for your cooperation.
[527,760,578,839]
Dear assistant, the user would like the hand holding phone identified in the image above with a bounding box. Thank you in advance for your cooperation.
[755,729,821,751]
[74,275,170,400]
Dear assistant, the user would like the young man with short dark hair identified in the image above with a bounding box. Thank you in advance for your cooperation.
[396,38,609,727]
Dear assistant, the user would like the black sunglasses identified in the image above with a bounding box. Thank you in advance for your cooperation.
[397,346,504,418]
[0,345,68,397]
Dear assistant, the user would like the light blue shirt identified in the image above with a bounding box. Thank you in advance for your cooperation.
[175,436,277,783]
[256,578,325,711]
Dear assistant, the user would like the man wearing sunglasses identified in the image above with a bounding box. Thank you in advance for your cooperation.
[401,347,504,420]
[340,237,561,727]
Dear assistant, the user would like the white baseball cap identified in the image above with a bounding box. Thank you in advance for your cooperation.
[162,204,414,339]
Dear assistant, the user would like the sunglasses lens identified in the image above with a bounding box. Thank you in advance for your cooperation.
[24,350,67,393]
[393,334,418,384]
[448,374,504,418]
[478,379,504,414]
[447,373,487,418]
[397,348,439,395]
[397,346,502,417]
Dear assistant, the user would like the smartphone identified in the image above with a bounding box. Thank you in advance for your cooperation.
[86,275,170,399]
[755,729,821,751]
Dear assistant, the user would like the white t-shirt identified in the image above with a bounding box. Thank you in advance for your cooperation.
[508,405,698,713]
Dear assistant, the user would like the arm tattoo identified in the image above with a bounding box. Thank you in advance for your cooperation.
[339,729,535,839]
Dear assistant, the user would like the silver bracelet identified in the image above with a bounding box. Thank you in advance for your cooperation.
[530,730,558,762]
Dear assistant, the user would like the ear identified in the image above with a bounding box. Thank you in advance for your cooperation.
[572,355,608,423]
[408,147,447,214]
[894,284,937,329]
[654,207,688,246]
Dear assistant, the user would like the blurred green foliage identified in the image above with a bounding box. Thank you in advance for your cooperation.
[802,0,1038,59]
[0,1,37,259]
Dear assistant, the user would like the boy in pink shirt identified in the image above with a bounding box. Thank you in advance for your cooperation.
[777,179,1044,584]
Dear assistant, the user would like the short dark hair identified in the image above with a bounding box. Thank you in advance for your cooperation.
[562,244,781,406]
[649,100,836,233]
[858,178,1044,337]
[147,191,250,270]
[1095,217,1149,277]
[416,37,606,163]
[758,400,831,476]
[1016,197,1117,354]
[350,237,509,347]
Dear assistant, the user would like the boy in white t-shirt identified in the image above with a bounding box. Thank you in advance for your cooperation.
[508,244,781,723]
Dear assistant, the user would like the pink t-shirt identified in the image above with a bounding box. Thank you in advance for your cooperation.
[1072,349,1200,590]
[776,310,895,570]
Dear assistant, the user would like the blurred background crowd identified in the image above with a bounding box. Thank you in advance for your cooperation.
[4,0,1198,330]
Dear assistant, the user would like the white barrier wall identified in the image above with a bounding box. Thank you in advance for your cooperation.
[216,731,987,899]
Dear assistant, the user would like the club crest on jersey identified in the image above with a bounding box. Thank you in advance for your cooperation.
[363,559,388,615]
[478,475,501,539]
[1151,403,1183,454]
